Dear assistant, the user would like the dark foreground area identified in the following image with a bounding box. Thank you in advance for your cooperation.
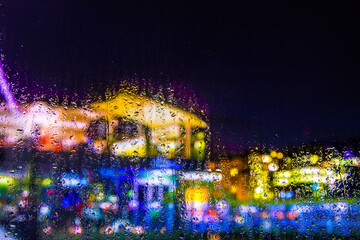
[5,228,360,240]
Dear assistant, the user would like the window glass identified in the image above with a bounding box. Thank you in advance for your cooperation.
[0,1,358,239]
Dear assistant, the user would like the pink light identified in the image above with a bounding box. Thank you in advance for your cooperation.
[0,60,19,114]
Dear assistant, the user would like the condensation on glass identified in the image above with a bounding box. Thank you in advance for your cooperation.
[0,61,359,240]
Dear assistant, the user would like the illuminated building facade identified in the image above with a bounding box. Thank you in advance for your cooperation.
[0,92,215,234]
[247,147,360,201]
[210,146,360,205]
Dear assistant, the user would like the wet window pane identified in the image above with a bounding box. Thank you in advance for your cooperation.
[0,1,359,239]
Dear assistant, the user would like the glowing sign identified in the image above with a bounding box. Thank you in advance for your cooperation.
[180,172,222,182]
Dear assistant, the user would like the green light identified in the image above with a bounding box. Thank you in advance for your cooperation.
[127,189,134,198]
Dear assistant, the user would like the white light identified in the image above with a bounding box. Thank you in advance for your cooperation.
[336,201,348,212]
[148,201,161,209]
[283,171,291,178]
[132,226,144,235]
[255,187,263,194]
[61,139,80,147]
[108,195,118,202]
[39,205,50,216]
[300,167,320,175]
[192,201,205,209]
[268,163,279,171]
[128,200,139,208]
[194,141,202,148]
[279,191,286,198]
[262,155,272,163]
[112,138,146,154]
[235,215,244,224]
[100,202,112,210]
[239,205,257,214]
[180,172,222,182]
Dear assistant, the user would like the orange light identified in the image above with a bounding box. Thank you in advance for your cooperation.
[286,211,296,220]
[276,211,285,219]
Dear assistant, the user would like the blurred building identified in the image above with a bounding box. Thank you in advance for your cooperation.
[247,146,360,201]
[209,144,360,205]
[0,91,225,235]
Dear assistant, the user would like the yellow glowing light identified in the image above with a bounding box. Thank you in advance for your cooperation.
[230,185,237,193]
[262,155,272,163]
[185,186,209,203]
[270,151,277,158]
[284,171,291,178]
[0,176,14,185]
[230,168,239,177]
[209,234,221,240]
[197,132,205,140]
[42,178,52,186]
[321,161,332,169]
[265,192,274,199]
[277,152,284,159]
[91,93,207,128]
[310,155,320,164]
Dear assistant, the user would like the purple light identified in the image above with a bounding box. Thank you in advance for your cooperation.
[344,150,353,159]
[0,60,19,114]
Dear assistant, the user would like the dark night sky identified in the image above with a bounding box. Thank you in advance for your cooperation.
[1,0,360,151]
